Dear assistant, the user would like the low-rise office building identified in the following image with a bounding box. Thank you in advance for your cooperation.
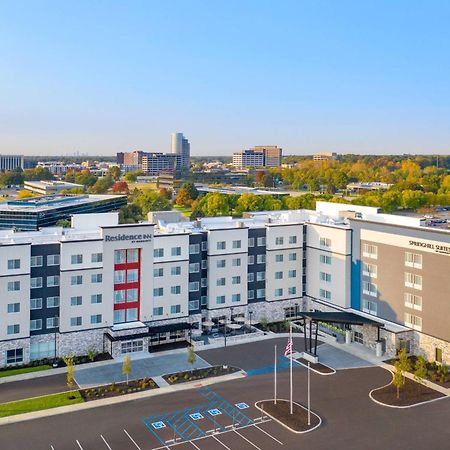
[24,181,85,195]
[0,202,448,367]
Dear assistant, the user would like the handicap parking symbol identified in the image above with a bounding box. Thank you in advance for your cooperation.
[235,402,249,410]
[189,413,204,421]
[208,408,222,416]
[151,421,166,429]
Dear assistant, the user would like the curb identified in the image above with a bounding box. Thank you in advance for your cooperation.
[292,358,336,376]
[0,370,246,426]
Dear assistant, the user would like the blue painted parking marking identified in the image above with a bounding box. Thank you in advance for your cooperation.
[235,402,249,410]
[208,408,222,416]
[189,413,204,421]
[151,421,166,429]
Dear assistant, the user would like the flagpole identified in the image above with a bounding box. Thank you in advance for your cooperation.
[274,344,277,405]
[307,361,311,425]
[290,322,293,414]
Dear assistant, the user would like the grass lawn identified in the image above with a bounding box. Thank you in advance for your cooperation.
[0,365,52,378]
[173,205,192,217]
[0,391,84,417]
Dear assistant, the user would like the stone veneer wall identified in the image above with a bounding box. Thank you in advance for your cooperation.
[59,328,105,358]
[0,338,31,366]
[413,331,450,365]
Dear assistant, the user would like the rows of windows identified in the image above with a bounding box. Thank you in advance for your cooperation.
[248,237,266,247]
[152,304,181,316]
[114,249,139,264]
[30,317,59,331]
[30,254,60,267]
[69,253,103,265]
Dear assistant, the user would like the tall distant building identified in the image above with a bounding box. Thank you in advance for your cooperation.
[232,146,282,169]
[313,152,338,161]
[171,132,190,171]
[0,155,24,171]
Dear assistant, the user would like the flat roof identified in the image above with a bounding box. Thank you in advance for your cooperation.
[299,311,384,327]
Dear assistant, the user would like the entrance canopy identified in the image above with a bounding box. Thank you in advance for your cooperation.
[299,311,384,328]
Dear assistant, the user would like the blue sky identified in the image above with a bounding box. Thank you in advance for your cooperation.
[0,0,449,156]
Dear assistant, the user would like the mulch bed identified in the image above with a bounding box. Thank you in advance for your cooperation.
[296,358,334,374]
[259,400,320,432]
[79,377,158,402]
[163,365,239,385]
[372,377,445,407]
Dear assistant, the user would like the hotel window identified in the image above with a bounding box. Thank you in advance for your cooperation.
[70,296,82,306]
[31,255,43,267]
[91,314,102,325]
[289,235,297,244]
[189,263,200,273]
[257,237,266,246]
[248,290,255,300]
[217,241,226,250]
[6,349,23,364]
[319,272,332,283]
[362,281,377,297]
[232,276,241,285]
[171,285,181,294]
[320,237,331,248]
[319,289,331,300]
[320,254,331,265]
[71,275,82,285]
[288,270,297,278]
[201,241,207,251]
[201,260,207,269]
[47,254,60,266]
[71,254,83,265]
[189,282,199,292]
[288,286,297,295]
[153,268,164,278]
[405,252,422,269]
[91,294,103,304]
[153,287,164,297]
[362,299,377,315]
[257,271,265,281]
[275,237,284,245]
[30,298,43,310]
[405,272,422,290]
[30,319,42,331]
[114,270,126,284]
[153,248,164,258]
[189,244,200,254]
[171,266,181,276]
[275,254,284,262]
[256,254,266,264]
[127,249,139,263]
[114,250,126,264]
[288,253,297,261]
[7,303,20,313]
[114,290,125,304]
[216,295,225,304]
[217,278,226,286]
[232,258,241,267]
[47,275,60,287]
[114,310,126,324]
[189,300,200,311]
[171,247,182,257]
[274,288,283,297]
[201,278,207,287]
[248,255,255,265]
[127,308,138,321]
[232,240,241,249]
[217,259,226,268]
[256,288,266,298]
[201,296,208,305]
[248,237,255,247]
[70,317,82,327]
[7,259,20,270]
[153,307,163,316]
[404,313,422,331]
[127,269,138,282]
[362,243,377,259]
[31,277,43,289]
[47,296,59,308]
[232,294,241,302]
[435,348,443,363]
[91,253,103,263]
[404,293,422,311]
[46,317,59,329]
[275,271,283,280]
[362,262,377,278]
[247,273,254,282]
[91,273,103,283]
[171,304,181,314]
[127,288,138,301]
[7,324,20,335]
[8,281,20,291]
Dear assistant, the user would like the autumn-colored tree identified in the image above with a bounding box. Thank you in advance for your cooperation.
[112,181,128,193]
[175,188,193,207]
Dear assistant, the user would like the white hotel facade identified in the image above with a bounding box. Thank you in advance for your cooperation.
[0,202,449,367]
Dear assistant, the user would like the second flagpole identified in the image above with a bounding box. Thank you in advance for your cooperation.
[274,344,277,404]
[289,322,293,414]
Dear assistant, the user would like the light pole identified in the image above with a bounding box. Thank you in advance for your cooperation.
[295,302,299,318]
[249,310,253,332]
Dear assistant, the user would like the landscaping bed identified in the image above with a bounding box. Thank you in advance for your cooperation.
[257,399,320,432]
[54,352,112,368]
[255,321,291,333]
[80,377,158,401]
[163,365,239,385]
[296,358,335,374]
[371,377,445,407]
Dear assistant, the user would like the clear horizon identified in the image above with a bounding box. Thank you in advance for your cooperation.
[1,1,449,156]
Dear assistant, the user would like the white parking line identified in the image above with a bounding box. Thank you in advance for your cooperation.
[234,429,261,450]
[212,435,231,450]
[76,440,84,450]
[189,441,201,450]
[101,434,113,450]
[50,446,55,450]
[124,429,142,450]
[254,424,284,445]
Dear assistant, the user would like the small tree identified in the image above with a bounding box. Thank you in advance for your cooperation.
[122,354,131,385]
[259,316,268,331]
[87,348,98,363]
[63,356,75,394]
[397,348,412,382]
[393,361,405,399]
[414,356,428,390]
[187,346,196,366]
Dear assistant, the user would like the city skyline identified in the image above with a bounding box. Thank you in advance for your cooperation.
[1,1,450,156]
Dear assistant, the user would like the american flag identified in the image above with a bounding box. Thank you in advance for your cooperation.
[284,337,293,357]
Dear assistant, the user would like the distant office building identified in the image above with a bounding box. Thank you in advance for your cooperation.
[24,181,84,195]
[142,153,177,176]
[0,155,24,171]
[171,132,190,171]
[313,152,338,161]
[0,194,127,230]
[347,182,393,193]
[232,146,282,169]
[36,161,82,175]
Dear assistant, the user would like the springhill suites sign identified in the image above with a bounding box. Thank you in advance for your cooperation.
[409,240,450,255]
[105,233,152,244]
